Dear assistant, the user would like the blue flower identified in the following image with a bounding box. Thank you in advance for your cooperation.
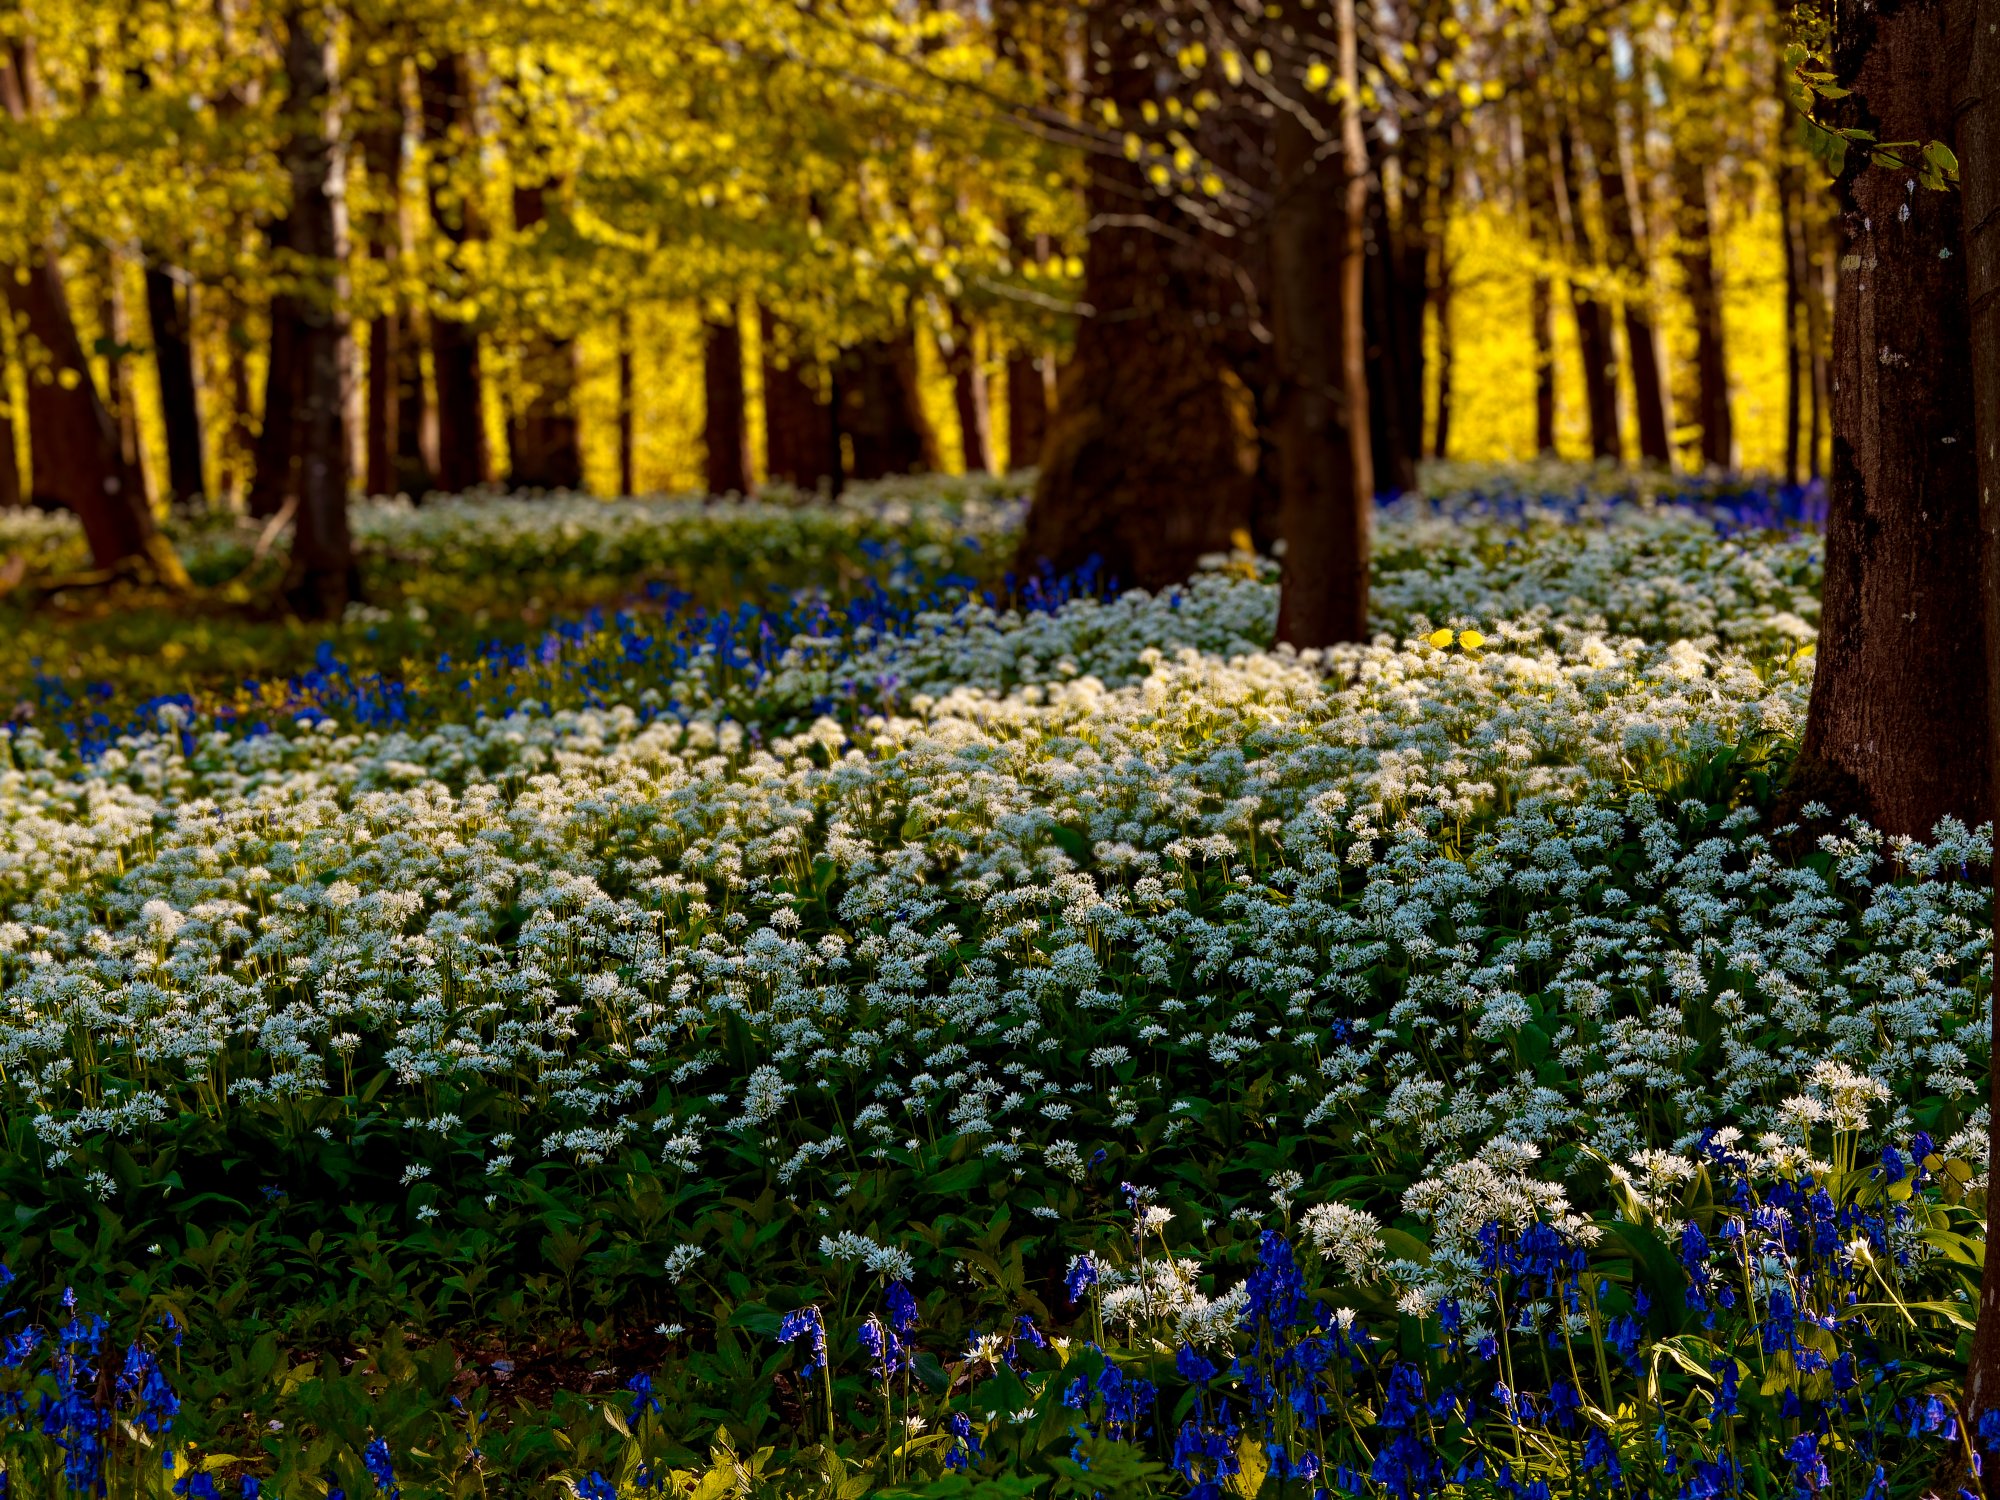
[625,1371,660,1423]
[577,1472,617,1500]
[943,1411,981,1472]
[1065,1254,1099,1304]
[777,1307,827,1376]
[885,1281,918,1336]
[363,1438,400,1499]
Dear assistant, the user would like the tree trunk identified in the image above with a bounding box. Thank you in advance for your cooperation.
[1958,0,2000,1456]
[1432,260,1453,461]
[279,6,355,620]
[1016,2,1255,592]
[702,314,751,496]
[1272,0,1371,649]
[247,219,300,521]
[946,310,991,474]
[359,90,429,499]
[0,41,176,580]
[1678,157,1735,472]
[1778,142,1806,486]
[1786,0,1984,840]
[1809,225,1832,480]
[0,404,20,510]
[617,309,635,496]
[1362,154,1425,497]
[1555,125,1622,463]
[419,54,487,493]
[144,261,207,506]
[506,181,582,491]
[760,308,835,491]
[835,329,937,481]
[1515,103,1560,456]
[1593,96,1673,467]
[1005,346,1051,471]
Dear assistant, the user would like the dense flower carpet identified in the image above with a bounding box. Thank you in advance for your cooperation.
[0,469,1985,1500]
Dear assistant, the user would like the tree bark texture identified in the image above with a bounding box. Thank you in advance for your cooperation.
[247,218,301,520]
[1005,348,1051,471]
[279,6,355,619]
[1016,3,1255,593]
[1271,0,1372,650]
[1789,0,1986,841]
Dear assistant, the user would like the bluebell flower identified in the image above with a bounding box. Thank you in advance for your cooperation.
[625,1371,660,1423]
[363,1438,399,1499]
[777,1306,827,1376]
[577,1472,617,1500]
[943,1411,981,1472]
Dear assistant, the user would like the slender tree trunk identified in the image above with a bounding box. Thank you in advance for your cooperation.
[0,398,20,509]
[1778,145,1806,487]
[247,219,300,521]
[419,55,487,493]
[1515,104,1561,456]
[1809,228,1832,480]
[1362,155,1425,497]
[1786,0,1984,839]
[1594,101,1673,467]
[617,309,635,496]
[1433,260,1453,461]
[1958,0,2000,1456]
[279,5,355,619]
[0,41,176,579]
[702,314,751,496]
[760,307,834,491]
[1678,157,1735,471]
[359,88,428,498]
[946,310,991,474]
[1272,0,1371,648]
[1017,2,1256,590]
[835,329,937,482]
[1555,125,1622,463]
[145,262,207,505]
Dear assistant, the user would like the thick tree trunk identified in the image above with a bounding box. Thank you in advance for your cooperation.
[279,6,355,620]
[97,252,148,500]
[617,310,635,496]
[0,42,176,579]
[1362,156,1426,497]
[1272,0,1371,649]
[760,308,835,491]
[1960,0,2000,1456]
[1787,0,1984,840]
[946,311,992,474]
[702,314,751,496]
[144,261,207,506]
[1016,3,1254,592]
[835,329,937,482]
[419,55,487,493]
[1005,347,1051,471]
[1678,157,1735,472]
[507,182,582,491]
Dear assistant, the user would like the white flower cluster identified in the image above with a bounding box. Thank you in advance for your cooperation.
[0,501,1979,1293]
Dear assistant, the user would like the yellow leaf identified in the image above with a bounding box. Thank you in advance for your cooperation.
[1459,629,1486,649]
[1229,1434,1268,1498]
[1426,628,1454,649]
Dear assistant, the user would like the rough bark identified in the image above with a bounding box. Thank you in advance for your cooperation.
[0,41,175,579]
[1272,0,1371,649]
[144,261,207,505]
[1786,0,1985,840]
[278,6,355,620]
[834,330,937,482]
[702,315,752,496]
[1016,3,1255,592]
[419,54,487,493]
[945,310,992,474]
[760,308,835,491]
[1678,157,1736,471]
[1957,0,2000,1450]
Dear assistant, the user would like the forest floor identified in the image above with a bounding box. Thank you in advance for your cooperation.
[0,463,1977,1500]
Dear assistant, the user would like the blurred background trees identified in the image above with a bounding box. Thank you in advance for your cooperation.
[0,0,1841,619]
